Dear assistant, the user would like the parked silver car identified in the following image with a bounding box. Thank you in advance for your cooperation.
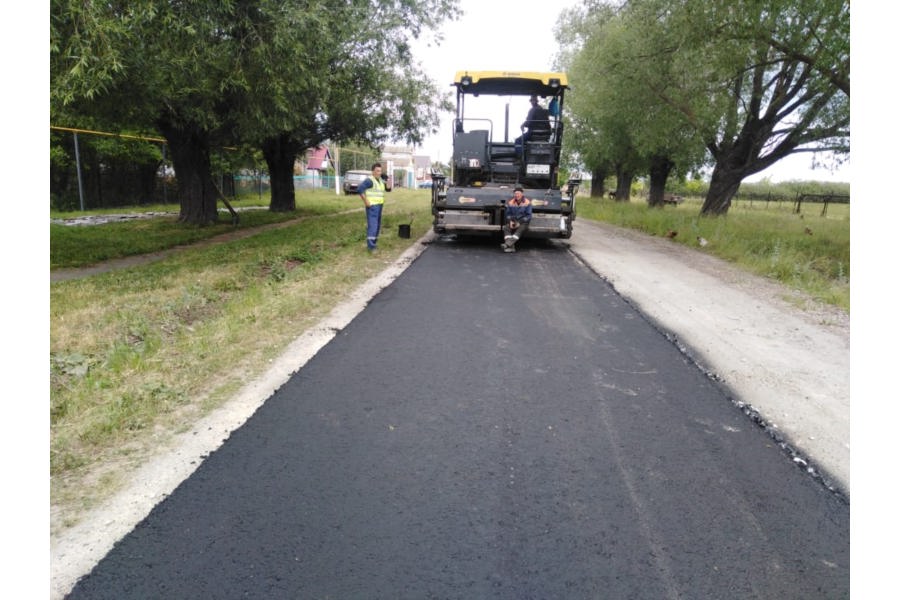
[342,170,371,195]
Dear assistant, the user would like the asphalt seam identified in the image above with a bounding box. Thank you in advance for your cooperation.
[568,245,849,504]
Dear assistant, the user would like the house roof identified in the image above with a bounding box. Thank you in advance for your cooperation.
[306,146,331,170]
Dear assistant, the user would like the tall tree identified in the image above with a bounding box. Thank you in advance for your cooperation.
[687,0,850,214]
[556,1,706,205]
[555,0,849,215]
[228,0,457,212]
[554,2,617,198]
[52,0,250,224]
[51,0,459,223]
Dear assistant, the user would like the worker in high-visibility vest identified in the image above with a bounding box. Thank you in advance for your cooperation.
[356,162,392,252]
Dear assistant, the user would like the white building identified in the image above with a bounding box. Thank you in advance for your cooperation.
[381,145,416,188]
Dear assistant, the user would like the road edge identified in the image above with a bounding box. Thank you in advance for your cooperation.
[49,232,437,599]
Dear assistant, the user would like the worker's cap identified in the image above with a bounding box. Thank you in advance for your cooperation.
[514,185,524,192]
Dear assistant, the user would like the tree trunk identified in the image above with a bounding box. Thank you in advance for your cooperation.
[590,164,609,198]
[700,114,776,215]
[614,164,633,201]
[262,133,301,212]
[647,155,674,208]
[701,163,744,215]
[157,119,219,225]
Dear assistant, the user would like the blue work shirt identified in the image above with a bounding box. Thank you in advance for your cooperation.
[505,196,532,223]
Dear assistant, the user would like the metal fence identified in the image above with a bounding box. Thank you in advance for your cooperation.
[234,175,342,198]
[50,126,365,211]
[51,128,175,211]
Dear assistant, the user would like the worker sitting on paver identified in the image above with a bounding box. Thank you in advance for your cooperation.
[501,186,532,253]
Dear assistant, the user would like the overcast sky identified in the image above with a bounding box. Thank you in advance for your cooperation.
[410,0,850,183]
[410,0,577,164]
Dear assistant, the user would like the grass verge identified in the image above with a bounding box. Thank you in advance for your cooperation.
[50,188,432,532]
[50,192,358,269]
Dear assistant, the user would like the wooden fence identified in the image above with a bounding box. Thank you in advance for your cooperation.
[793,193,850,216]
[729,191,849,216]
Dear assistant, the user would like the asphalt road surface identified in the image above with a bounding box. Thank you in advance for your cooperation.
[66,236,849,599]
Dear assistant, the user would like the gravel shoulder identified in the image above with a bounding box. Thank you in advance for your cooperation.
[50,220,850,598]
[567,220,850,495]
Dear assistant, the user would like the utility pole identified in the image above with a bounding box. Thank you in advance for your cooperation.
[73,132,86,211]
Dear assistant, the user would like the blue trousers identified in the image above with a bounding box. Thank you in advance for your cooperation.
[366,204,383,250]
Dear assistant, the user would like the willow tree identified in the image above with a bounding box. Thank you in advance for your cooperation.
[556,1,706,205]
[554,2,620,198]
[689,0,850,215]
[555,0,849,215]
[229,0,458,212]
[53,1,260,223]
[51,0,459,222]
[623,0,849,215]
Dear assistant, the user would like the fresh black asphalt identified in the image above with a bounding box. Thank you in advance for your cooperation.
[66,236,850,599]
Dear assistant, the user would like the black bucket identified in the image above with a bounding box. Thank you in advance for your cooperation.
[398,224,411,239]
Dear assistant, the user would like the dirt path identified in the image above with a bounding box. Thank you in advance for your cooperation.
[50,209,363,282]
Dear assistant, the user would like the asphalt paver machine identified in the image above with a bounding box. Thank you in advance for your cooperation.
[430,71,580,238]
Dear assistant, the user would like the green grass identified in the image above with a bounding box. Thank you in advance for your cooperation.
[576,196,850,310]
[50,186,849,532]
[50,191,365,268]
[50,187,433,530]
